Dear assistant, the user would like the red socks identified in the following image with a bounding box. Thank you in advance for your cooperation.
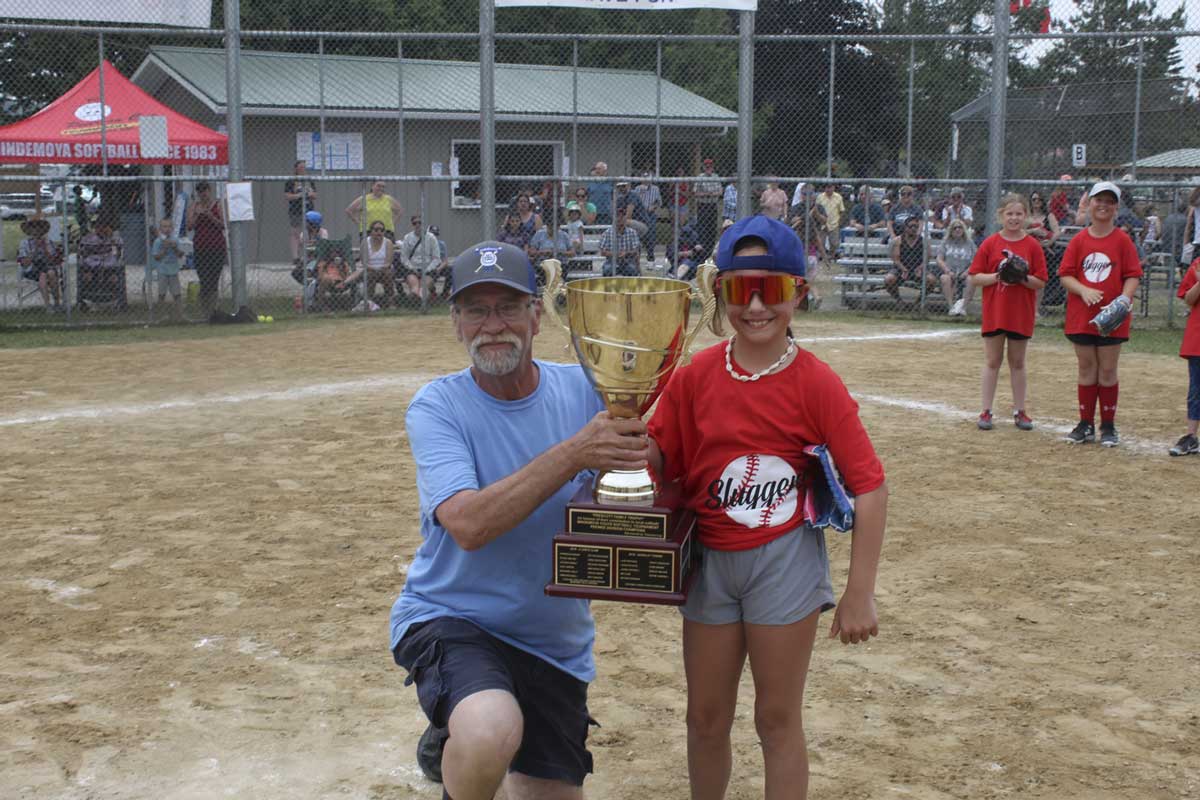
[1078,384,1099,423]
[1099,383,1119,424]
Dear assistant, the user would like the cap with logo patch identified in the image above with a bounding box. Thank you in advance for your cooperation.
[449,240,538,300]
[715,215,806,277]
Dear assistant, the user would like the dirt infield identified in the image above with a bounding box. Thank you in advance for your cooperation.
[2,314,1198,800]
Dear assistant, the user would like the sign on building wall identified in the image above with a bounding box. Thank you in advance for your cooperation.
[1072,143,1087,168]
[0,0,212,28]
[496,0,756,8]
[296,132,364,172]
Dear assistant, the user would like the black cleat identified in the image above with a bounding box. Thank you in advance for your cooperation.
[1065,420,1095,444]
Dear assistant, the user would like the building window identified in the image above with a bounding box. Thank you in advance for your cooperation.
[451,139,561,209]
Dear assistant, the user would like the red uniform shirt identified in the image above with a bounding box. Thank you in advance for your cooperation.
[968,233,1048,338]
[1058,228,1142,338]
[647,342,885,552]
[1178,263,1200,358]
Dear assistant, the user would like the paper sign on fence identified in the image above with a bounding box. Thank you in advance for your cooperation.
[226,182,255,222]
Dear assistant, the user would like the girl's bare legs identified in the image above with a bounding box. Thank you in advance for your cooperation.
[745,611,821,800]
[684,619,746,800]
[1006,338,1029,413]
[981,334,1006,412]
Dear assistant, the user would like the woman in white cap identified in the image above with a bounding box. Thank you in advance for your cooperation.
[1058,181,1143,447]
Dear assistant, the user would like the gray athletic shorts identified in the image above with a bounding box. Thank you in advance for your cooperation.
[680,526,836,626]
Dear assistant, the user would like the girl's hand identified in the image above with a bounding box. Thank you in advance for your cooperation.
[1080,287,1104,305]
[829,589,878,645]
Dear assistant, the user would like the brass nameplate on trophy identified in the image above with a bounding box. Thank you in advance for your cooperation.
[554,542,613,589]
[567,508,667,540]
[615,547,677,594]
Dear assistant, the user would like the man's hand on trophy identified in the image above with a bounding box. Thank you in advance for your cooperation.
[567,411,649,472]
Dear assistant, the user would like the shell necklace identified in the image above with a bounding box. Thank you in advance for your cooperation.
[725,335,796,382]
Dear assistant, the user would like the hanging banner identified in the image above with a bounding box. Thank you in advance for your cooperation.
[496,0,755,8]
[0,0,212,28]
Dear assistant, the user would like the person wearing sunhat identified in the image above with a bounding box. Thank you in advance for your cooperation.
[390,240,643,797]
[1059,180,1143,447]
[17,217,63,312]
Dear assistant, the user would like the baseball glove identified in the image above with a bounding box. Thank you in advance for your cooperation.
[996,249,1030,285]
[1089,295,1132,336]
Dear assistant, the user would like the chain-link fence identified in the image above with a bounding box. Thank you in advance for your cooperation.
[0,9,1197,327]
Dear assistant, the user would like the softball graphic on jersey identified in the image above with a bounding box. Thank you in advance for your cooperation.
[706,454,799,529]
[1082,252,1113,284]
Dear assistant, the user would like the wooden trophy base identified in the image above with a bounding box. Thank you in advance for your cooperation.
[545,483,699,605]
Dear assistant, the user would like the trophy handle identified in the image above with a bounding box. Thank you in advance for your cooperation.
[680,260,718,362]
[540,258,572,340]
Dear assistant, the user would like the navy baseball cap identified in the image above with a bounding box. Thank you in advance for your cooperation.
[715,215,807,277]
[449,241,538,300]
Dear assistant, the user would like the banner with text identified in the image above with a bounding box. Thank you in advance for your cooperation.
[0,0,213,28]
[496,0,755,9]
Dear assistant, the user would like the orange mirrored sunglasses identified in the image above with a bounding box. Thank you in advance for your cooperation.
[718,273,806,306]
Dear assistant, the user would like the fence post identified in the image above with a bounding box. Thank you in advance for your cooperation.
[572,39,579,181]
[62,177,72,320]
[985,0,1010,234]
[826,44,835,179]
[655,39,663,178]
[480,0,496,240]
[1131,37,1145,181]
[224,0,249,314]
[397,37,406,175]
[905,40,915,179]
[318,36,326,180]
[736,10,754,218]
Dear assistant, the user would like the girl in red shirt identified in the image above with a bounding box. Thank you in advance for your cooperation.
[1169,258,1200,455]
[647,216,887,800]
[967,193,1048,431]
[1058,182,1143,447]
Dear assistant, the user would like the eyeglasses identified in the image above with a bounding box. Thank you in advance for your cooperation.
[718,274,800,305]
[900,191,913,196]
[455,300,532,324]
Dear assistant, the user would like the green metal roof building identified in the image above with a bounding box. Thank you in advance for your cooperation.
[133,46,736,260]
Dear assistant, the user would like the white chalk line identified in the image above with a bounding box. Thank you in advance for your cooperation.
[0,373,436,428]
[855,393,1174,458]
[0,329,966,428]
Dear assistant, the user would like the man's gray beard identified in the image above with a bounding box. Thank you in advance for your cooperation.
[469,332,524,376]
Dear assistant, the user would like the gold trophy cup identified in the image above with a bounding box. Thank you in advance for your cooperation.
[541,259,716,603]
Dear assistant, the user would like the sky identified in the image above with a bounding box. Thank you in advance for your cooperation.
[1031,0,1200,75]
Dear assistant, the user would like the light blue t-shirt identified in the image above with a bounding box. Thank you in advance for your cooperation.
[390,361,606,682]
[151,235,181,277]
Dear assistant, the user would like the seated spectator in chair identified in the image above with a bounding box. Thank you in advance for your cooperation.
[527,222,575,278]
[667,221,705,281]
[885,217,937,300]
[599,214,641,277]
[615,181,649,243]
[427,225,453,300]
[341,223,394,307]
[315,239,355,310]
[939,218,977,316]
[571,187,597,225]
[17,218,63,312]
[497,210,531,250]
[938,187,974,229]
[399,215,442,302]
[848,184,888,240]
[150,218,185,321]
[78,217,125,310]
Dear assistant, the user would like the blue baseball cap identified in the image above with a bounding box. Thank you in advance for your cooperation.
[715,215,806,277]
[449,241,538,300]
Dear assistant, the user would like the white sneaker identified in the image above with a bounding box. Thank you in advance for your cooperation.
[950,298,966,316]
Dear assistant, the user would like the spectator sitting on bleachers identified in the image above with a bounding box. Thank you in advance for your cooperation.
[939,218,977,316]
[888,185,922,240]
[527,222,575,271]
[428,225,452,300]
[632,172,662,259]
[666,221,705,281]
[514,193,542,242]
[17,218,63,313]
[497,210,530,250]
[399,215,442,302]
[792,199,827,262]
[78,216,125,311]
[564,202,585,252]
[571,187,597,225]
[938,187,973,229]
[599,214,641,277]
[587,162,612,225]
[847,184,887,240]
[615,181,649,242]
[885,216,937,301]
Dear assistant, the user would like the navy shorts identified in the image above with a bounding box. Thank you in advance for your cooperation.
[393,616,594,786]
[982,328,1030,341]
[1066,332,1127,347]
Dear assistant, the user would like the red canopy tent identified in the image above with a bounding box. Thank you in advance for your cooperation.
[0,60,227,166]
